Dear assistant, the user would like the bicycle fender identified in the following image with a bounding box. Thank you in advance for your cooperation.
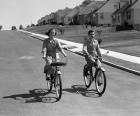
[101,67,106,72]
[57,71,62,75]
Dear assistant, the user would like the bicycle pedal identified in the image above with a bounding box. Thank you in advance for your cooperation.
[46,76,51,81]
[98,80,103,86]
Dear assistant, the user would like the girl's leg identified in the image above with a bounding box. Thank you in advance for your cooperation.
[44,56,53,79]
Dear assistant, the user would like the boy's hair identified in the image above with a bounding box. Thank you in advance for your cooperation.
[88,30,95,35]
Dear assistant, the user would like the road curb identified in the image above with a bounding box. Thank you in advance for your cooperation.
[67,50,140,76]
[20,30,140,76]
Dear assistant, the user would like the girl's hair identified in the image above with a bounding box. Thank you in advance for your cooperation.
[45,28,56,36]
[88,30,95,35]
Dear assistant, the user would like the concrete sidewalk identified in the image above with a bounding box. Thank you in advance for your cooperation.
[18,30,140,76]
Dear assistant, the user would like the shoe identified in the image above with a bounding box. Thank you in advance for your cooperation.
[46,74,51,80]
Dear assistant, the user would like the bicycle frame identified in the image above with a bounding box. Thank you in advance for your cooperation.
[52,66,61,78]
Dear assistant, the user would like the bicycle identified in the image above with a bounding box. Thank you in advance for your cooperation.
[44,57,67,101]
[83,55,106,96]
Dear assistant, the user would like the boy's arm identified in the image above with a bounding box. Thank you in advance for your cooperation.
[96,42,102,60]
[82,37,89,56]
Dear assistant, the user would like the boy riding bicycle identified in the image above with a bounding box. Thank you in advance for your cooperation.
[83,30,102,72]
[42,28,67,80]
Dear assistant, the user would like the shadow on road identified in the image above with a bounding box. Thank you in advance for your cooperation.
[63,85,100,98]
[3,88,58,103]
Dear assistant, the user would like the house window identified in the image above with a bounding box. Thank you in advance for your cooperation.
[68,18,71,21]
[118,15,120,22]
[127,11,131,19]
[112,15,116,23]
[100,13,104,19]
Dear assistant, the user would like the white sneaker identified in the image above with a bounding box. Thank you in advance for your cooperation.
[46,74,51,80]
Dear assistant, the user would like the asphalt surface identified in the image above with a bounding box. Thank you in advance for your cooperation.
[0,31,140,116]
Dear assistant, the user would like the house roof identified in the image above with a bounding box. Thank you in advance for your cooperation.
[113,0,138,14]
[55,8,72,18]
[113,1,129,14]
[131,0,140,9]
[97,0,119,13]
[65,7,81,18]
[78,1,106,15]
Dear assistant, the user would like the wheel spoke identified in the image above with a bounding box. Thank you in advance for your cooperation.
[95,70,106,95]
[83,66,92,88]
[54,75,62,100]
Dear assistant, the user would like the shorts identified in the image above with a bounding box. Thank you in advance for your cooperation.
[85,55,101,69]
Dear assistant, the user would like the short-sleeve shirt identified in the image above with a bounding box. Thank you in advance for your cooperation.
[84,37,99,57]
[42,38,62,58]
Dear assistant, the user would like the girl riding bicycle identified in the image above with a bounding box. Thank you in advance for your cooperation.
[42,28,67,80]
[83,30,102,71]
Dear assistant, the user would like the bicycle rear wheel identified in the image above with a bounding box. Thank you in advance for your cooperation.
[83,65,93,88]
[95,69,106,96]
[54,74,62,101]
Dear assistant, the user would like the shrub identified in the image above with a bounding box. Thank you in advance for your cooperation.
[11,26,16,30]
[19,25,23,29]
[0,25,2,30]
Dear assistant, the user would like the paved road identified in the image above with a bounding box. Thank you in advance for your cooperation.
[0,31,140,116]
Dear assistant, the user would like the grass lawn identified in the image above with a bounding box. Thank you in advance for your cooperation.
[26,25,140,57]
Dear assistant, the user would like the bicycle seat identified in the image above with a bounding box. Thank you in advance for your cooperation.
[50,62,67,66]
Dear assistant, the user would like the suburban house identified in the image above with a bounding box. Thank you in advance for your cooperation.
[112,0,138,29]
[53,8,72,25]
[96,0,119,26]
[78,1,106,25]
[38,18,44,26]
[38,15,50,25]
[131,0,140,30]
[87,1,107,26]
[46,12,56,24]
[64,6,82,25]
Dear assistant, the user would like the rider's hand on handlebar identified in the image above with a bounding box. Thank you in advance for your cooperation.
[98,57,103,62]
[63,53,67,57]
[64,54,67,57]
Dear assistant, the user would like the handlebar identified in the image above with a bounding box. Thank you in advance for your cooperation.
[42,56,68,67]
[84,54,102,62]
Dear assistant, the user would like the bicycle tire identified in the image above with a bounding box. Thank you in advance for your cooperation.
[54,74,62,101]
[95,69,106,96]
[83,65,92,88]
[45,74,53,93]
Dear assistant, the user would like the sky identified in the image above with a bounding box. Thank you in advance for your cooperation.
[0,0,87,30]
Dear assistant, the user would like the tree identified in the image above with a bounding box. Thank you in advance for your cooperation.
[19,25,23,29]
[26,25,30,28]
[11,26,16,30]
[31,24,35,27]
[0,25,2,30]
[81,0,93,6]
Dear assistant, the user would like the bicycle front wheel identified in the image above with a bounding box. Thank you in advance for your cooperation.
[95,69,106,96]
[54,74,62,101]
[45,74,52,93]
